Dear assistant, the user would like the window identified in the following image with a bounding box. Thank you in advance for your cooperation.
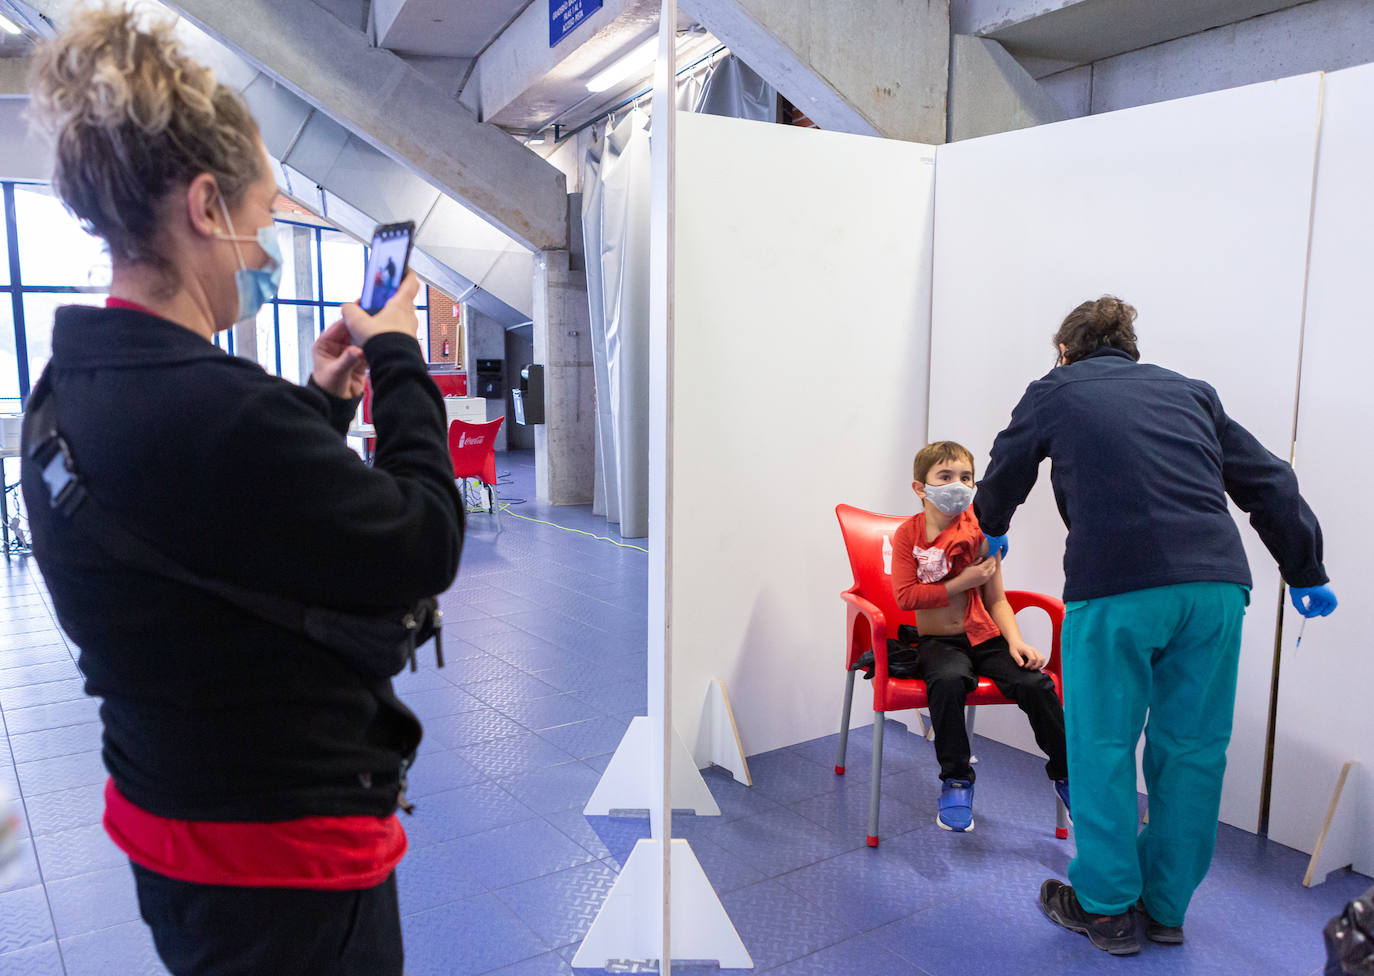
[1,182,437,401]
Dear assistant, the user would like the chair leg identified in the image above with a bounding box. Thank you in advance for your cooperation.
[966,704,978,764]
[867,712,886,847]
[489,484,502,532]
[835,670,856,774]
[1056,793,1069,840]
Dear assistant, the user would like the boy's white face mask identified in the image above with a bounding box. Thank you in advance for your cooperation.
[924,481,975,516]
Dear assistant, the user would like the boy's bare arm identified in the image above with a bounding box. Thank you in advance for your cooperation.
[981,559,1046,669]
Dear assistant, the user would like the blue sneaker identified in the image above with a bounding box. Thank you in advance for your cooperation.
[938,779,975,832]
[1054,778,1072,823]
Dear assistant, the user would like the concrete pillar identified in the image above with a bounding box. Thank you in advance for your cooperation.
[948,34,1067,141]
[293,227,316,385]
[682,0,950,143]
[462,305,509,452]
[532,249,595,506]
[231,317,258,363]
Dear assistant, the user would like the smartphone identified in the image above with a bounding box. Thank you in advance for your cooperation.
[359,221,416,314]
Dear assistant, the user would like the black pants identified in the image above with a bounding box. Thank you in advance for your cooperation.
[916,633,1068,784]
[132,863,403,976]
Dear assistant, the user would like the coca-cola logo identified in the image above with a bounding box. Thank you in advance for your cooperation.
[458,432,485,448]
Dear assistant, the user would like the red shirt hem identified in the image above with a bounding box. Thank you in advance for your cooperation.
[102,779,406,891]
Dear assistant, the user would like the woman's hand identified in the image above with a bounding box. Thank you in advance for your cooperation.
[1008,639,1046,670]
[341,271,421,345]
[311,319,367,399]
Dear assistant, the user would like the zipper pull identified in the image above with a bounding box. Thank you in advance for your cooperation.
[397,757,415,815]
[432,609,444,669]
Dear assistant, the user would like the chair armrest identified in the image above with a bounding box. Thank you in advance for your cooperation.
[1006,590,1066,681]
[842,589,890,681]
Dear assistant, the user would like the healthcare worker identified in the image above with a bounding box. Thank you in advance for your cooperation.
[974,296,1336,956]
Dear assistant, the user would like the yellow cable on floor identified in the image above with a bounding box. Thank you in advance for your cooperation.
[498,504,650,553]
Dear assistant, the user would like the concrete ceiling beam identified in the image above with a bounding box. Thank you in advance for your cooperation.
[679,0,948,143]
[160,0,569,252]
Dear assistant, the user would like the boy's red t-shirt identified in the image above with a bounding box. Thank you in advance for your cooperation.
[890,507,1000,646]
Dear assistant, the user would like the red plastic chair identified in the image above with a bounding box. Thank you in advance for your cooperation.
[833,503,1068,846]
[449,417,504,530]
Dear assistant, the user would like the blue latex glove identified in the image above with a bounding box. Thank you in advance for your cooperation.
[984,533,1009,561]
[1290,584,1337,618]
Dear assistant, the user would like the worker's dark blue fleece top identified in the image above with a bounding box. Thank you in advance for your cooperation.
[974,346,1327,602]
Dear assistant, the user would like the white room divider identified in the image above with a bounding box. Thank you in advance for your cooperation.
[927,74,1324,832]
[669,113,937,766]
[1267,62,1374,879]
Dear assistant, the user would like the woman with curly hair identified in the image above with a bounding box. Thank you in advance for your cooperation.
[22,7,463,973]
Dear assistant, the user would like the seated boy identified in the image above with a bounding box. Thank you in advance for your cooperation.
[891,440,1070,832]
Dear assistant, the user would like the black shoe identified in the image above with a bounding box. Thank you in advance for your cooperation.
[1136,899,1185,944]
[1039,880,1141,955]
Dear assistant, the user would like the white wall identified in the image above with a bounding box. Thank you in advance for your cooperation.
[1267,63,1374,875]
[671,112,936,764]
[928,74,1323,831]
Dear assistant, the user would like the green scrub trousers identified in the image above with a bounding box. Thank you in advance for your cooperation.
[1062,581,1248,926]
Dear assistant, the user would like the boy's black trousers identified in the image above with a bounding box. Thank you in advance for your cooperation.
[915,633,1068,784]
[132,863,403,976]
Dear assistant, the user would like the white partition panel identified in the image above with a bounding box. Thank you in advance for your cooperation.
[1268,63,1374,874]
[672,112,936,763]
[929,74,1323,830]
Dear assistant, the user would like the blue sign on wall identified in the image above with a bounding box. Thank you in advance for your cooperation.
[550,0,603,47]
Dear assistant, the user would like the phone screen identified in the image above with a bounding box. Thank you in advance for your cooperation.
[360,223,414,314]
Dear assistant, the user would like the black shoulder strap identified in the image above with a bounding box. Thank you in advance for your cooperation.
[23,379,306,637]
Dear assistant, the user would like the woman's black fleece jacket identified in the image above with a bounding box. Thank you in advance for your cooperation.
[22,304,463,822]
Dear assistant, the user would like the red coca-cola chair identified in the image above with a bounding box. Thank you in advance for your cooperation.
[834,503,1068,846]
[449,418,504,530]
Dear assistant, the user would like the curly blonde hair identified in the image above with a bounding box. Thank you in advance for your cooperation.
[28,4,262,273]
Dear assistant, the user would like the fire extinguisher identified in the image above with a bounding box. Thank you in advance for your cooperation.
[442,339,451,357]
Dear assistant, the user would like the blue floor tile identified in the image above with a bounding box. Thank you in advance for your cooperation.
[0,885,56,955]
[459,731,577,780]
[32,822,125,881]
[0,678,87,711]
[401,893,549,976]
[400,750,487,799]
[45,863,140,938]
[465,672,566,708]
[0,697,101,735]
[496,858,619,948]
[405,780,538,848]
[0,940,64,976]
[720,878,859,972]
[15,750,107,796]
[0,841,42,895]
[426,706,526,749]
[60,918,166,976]
[497,762,604,815]
[498,693,603,732]
[398,683,486,720]
[8,722,103,764]
[766,932,925,976]
[537,716,632,760]
[450,819,596,890]
[485,951,576,974]
[395,837,488,915]
[543,811,649,865]
[697,805,862,880]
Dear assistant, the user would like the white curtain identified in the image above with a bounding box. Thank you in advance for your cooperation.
[580,57,774,539]
[582,110,652,537]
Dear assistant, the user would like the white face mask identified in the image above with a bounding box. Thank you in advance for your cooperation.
[924,481,975,516]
